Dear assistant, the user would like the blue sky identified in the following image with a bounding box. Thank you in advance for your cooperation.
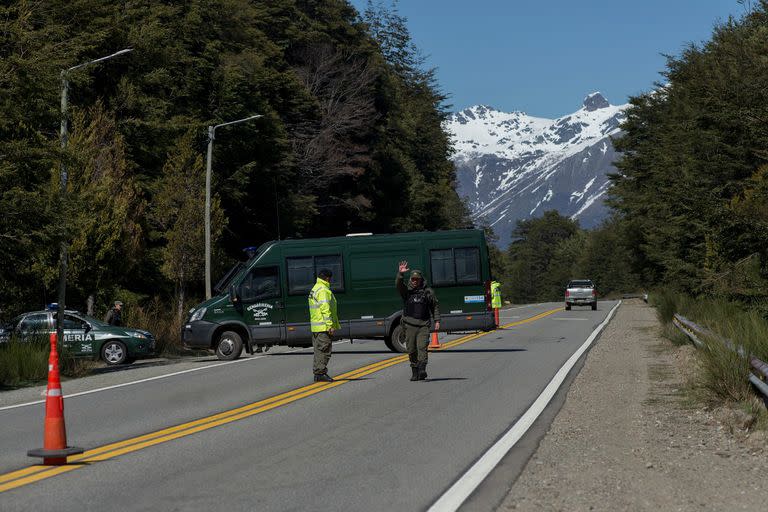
[348,0,748,118]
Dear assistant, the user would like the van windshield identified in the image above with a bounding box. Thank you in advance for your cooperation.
[214,262,246,294]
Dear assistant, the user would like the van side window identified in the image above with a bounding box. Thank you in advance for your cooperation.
[430,248,481,286]
[430,249,455,286]
[455,248,481,284]
[287,255,344,295]
[240,266,281,302]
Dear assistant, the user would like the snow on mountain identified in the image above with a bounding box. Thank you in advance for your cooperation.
[446,92,627,247]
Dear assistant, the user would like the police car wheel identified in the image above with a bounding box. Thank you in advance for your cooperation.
[216,331,243,361]
[389,324,408,353]
[101,340,128,365]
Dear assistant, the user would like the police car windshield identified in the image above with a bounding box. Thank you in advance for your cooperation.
[53,312,108,328]
[78,313,109,327]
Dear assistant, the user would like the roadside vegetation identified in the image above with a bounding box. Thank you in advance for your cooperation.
[651,290,768,429]
[0,337,94,389]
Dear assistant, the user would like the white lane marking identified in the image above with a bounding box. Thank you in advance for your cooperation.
[0,340,352,412]
[427,300,622,512]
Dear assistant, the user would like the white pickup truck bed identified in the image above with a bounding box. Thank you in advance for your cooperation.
[565,280,597,310]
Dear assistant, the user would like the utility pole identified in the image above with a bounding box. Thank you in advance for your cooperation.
[57,49,132,342]
[205,114,262,299]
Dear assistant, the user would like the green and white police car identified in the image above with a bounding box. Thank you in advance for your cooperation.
[0,308,156,365]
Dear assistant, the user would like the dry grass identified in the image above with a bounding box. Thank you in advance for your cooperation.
[123,297,195,357]
[651,290,768,427]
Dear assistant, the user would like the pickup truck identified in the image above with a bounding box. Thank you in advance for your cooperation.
[565,279,597,310]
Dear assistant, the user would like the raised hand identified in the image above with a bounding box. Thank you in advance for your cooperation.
[398,260,409,273]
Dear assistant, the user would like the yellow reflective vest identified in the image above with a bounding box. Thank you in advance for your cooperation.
[308,278,340,333]
[491,281,502,308]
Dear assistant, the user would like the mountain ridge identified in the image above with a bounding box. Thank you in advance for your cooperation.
[446,92,627,246]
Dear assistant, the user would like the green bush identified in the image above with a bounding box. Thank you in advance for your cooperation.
[650,289,678,324]
[0,338,96,388]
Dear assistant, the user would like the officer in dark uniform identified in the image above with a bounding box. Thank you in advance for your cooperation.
[104,301,123,326]
[396,261,440,381]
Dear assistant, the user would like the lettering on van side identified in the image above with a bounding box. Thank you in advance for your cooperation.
[246,302,274,319]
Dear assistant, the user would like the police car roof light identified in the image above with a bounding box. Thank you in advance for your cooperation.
[46,303,59,311]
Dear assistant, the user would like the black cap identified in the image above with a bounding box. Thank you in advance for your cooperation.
[317,268,333,279]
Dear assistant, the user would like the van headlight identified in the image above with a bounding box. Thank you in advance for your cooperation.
[190,307,207,322]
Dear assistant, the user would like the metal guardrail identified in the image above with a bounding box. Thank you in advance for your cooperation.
[672,313,768,400]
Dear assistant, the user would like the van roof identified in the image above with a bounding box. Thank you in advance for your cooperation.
[260,229,484,248]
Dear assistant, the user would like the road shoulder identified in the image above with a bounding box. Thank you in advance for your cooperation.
[500,299,768,511]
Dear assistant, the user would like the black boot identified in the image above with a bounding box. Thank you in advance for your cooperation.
[410,366,419,381]
[314,373,334,382]
[417,362,428,381]
[255,346,263,353]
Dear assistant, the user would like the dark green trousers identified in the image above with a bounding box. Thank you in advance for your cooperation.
[403,322,430,367]
[312,332,332,375]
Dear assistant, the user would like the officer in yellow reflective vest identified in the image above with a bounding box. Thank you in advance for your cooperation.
[308,269,340,382]
[491,280,502,325]
[491,281,502,308]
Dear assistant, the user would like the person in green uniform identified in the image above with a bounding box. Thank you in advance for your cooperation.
[396,261,440,381]
[308,269,340,382]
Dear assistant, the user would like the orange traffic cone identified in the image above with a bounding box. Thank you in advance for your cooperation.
[428,331,440,349]
[28,332,83,465]
[494,307,500,327]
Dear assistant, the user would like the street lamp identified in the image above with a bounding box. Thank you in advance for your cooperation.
[56,48,133,341]
[205,114,262,299]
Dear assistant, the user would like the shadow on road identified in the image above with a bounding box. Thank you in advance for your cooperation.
[269,351,395,356]
[424,377,468,382]
[434,348,526,353]
[88,359,179,375]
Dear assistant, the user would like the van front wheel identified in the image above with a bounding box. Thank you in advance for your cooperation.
[389,324,408,353]
[216,331,243,361]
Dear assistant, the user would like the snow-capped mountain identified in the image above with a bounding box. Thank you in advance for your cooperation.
[446,92,627,247]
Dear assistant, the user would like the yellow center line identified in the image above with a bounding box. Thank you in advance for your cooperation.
[0,307,561,493]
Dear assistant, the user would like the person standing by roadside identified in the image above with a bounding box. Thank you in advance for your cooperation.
[308,269,339,382]
[104,301,123,326]
[396,261,440,381]
[491,280,503,326]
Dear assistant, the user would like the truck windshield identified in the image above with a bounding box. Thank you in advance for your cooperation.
[214,262,245,294]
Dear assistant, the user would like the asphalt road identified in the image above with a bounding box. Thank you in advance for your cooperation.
[0,301,618,511]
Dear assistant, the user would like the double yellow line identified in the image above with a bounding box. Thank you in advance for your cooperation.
[0,307,561,493]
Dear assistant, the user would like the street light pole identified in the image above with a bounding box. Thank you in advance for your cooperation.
[205,114,262,299]
[56,48,133,343]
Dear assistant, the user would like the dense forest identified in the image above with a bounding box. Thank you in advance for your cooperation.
[500,2,768,311]
[0,0,470,323]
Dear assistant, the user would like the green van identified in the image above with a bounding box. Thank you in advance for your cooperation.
[182,229,495,360]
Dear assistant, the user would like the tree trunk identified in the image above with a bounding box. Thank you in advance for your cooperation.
[87,294,95,316]
[176,280,185,326]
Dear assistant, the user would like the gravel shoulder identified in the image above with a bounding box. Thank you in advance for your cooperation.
[501,299,768,511]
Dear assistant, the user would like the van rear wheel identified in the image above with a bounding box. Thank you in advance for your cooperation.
[389,324,408,353]
[216,331,243,361]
